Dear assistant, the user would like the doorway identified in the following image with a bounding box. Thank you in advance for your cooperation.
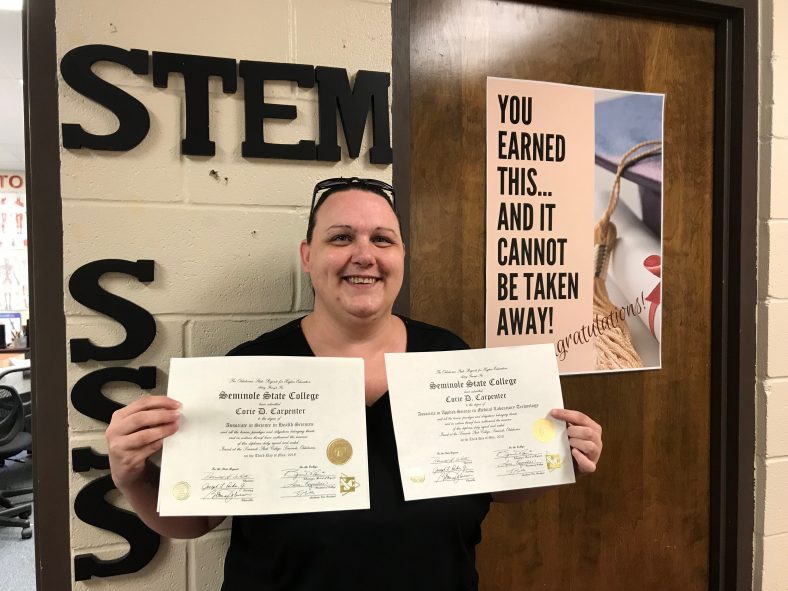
[395,0,757,589]
[0,2,34,590]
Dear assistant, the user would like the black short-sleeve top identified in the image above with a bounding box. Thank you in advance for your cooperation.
[220,316,492,591]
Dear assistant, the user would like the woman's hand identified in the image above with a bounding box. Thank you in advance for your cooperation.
[105,395,225,539]
[549,408,603,475]
[106,395,181,491]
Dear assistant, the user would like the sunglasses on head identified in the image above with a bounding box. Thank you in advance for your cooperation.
[310,177,396,217]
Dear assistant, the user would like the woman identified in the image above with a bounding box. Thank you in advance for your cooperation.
[106,177,603,590]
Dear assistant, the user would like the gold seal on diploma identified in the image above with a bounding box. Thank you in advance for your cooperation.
[172,481,191,500]
[546,453,562,471]
[327,438,353,465]
[409,468,426,484]
[532,418,556,443]
[339,474,359,495]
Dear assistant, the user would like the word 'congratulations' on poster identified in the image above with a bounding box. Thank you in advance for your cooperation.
[485,78,664,375]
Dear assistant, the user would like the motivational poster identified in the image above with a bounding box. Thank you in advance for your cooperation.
[486,78,664,375]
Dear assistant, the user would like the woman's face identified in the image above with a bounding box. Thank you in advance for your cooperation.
[300,189,404,322]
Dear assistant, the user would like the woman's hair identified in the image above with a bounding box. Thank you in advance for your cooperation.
[306,185,401,243]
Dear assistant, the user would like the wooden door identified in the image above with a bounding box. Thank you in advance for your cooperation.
[407,2,714,589]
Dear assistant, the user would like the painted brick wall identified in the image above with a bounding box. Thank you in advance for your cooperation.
[55,1,392,589]
[756,1,788,590]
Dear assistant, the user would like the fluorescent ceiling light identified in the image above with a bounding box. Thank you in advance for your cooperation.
[0,0,23,11]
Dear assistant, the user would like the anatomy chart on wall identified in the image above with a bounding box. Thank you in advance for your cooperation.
[0,172,29,328]
[485,78,663,375]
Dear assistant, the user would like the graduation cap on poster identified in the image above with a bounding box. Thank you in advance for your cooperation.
[595,94,663,238]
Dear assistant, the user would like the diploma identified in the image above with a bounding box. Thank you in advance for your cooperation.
[385,345,575,501]
[157,356,369,516]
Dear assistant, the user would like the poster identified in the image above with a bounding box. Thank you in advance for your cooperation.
[486,78,663,375]
[0,172,28,346]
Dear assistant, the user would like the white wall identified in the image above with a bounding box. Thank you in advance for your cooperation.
[55,1,392,589]
[756,1,788,590]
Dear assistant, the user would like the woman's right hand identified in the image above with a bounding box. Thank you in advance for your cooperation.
[106,395,181,491]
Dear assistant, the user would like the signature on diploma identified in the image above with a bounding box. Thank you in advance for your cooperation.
[431,455,475,483]
[494,448,544,477]
[280,468,336,499]
[200,472,255,502]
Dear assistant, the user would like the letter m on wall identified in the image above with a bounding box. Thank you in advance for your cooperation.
[316,67,392,164]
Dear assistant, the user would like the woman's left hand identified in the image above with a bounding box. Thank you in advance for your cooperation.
[549,408,603,475]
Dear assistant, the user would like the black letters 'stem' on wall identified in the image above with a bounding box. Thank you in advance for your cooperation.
[59,44,393,164]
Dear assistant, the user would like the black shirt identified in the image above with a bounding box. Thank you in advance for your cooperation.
[221,316,491,591]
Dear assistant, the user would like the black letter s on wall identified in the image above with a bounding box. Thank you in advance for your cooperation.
[69,259,161,580]
[61,44,151,151]
[73,475,161,581]
[68,259,156,362]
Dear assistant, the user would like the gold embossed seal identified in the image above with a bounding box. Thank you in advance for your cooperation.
[326,438,353,465]
[408,468,426,484]
[532,418,556,443]
[172,481,191,501]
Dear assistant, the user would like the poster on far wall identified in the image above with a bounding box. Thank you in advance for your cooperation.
[0,172,28,346]
[485,78,663,375]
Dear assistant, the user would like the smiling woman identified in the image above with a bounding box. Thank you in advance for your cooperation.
[301,185,405,326]
[104,177,603,591]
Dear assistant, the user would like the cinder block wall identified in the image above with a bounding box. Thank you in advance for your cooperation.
[56,1,392,589]
[756,1,788,589]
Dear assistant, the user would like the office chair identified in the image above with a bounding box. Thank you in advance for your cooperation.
[0,384,32,539]
[0,366,31,431]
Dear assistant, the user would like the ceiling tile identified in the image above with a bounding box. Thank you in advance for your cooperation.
[0,11,23,166]
[0,77,24,149]
[0,11,22,80]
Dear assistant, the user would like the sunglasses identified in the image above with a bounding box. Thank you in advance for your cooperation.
[309,177,396,219]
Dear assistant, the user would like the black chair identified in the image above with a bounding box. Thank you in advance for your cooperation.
[0,384,32,539]
[0,366,31,432]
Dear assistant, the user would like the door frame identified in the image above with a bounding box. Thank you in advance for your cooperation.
[391,1,758,589]
[24,0,71,589]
